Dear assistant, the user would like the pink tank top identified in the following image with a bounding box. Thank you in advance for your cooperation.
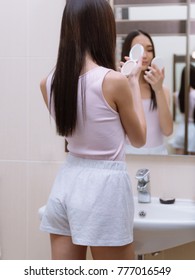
[126,99,164,148]
[46,66,126,161]
[142,99,164,147]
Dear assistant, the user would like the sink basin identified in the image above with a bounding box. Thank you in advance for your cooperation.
[133,197,195,255]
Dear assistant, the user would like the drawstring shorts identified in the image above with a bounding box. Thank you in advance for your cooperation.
[40,154,134,246]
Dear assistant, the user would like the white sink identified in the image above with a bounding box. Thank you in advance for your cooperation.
[133,197,195,255]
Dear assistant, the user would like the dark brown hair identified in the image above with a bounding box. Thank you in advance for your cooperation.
[121,30,157,110]
[179,64,195,123]
[51,0,116,136]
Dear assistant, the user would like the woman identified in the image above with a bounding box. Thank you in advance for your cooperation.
[121,30,173,155]
[39,0,146,260]
[170,64,195,155]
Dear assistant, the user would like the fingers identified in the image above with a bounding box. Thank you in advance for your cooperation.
[148,69,155,76]
[119,61,124,67]
[120,56,142,77]
[149,64,164,75]
[119,57,130,72]
[145,65,164,79]
[144,69,155,82]
[124,56,129,61]
[144,65,164,93]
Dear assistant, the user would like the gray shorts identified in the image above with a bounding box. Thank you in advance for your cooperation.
[40,154,134,246]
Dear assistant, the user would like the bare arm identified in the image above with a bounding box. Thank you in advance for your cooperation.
[103,70,146,148]
[155,86,173,136]
[40,78,49,107]
[144,65,173,136]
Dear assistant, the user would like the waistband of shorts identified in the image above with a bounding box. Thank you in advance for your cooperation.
[65,153,127,171]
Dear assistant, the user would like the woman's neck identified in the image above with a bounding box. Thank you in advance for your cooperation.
[139,71,152,99]
[80,53,98,75]
[139,71,148,85]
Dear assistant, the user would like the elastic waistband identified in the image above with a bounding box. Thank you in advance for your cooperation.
[65,154,127,171]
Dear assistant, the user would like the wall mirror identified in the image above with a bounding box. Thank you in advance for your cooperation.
[110,0,195,156]
[172,54,195,155]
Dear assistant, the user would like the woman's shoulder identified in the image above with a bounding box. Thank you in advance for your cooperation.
[106,68,126,79]
[40,70,54,106]
[104,69,128,89]
[40,78,48,106]
[102,69,130,103]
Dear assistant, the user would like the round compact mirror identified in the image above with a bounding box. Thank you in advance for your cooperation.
[121,60,136,76]
[151,57,164,70]
[129,44,144,61]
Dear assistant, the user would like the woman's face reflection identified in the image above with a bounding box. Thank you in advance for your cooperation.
[131,34,154,71]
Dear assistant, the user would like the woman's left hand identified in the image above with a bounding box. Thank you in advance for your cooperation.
[144,64,164,94]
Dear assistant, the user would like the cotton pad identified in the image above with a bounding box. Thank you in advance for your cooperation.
[121,60,136,76]
[151,57,164,70]
[129,44,144,61]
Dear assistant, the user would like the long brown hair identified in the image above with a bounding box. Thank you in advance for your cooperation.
[179,64,195,123]
[51,0,116,136]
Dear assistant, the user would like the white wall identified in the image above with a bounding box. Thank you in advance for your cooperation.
[0,0,195,260]
[127,155,195,200]
[0,0,65,260]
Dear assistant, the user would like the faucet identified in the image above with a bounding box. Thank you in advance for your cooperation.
[136,168,151,203]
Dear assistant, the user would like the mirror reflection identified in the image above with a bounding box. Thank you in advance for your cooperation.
[113,1,194,156]
[170,58,195,155]
[120,30,173,155]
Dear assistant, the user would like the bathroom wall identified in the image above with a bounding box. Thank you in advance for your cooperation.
[0,0,65,260]
[0,0,194,260]
[127,155,195,200]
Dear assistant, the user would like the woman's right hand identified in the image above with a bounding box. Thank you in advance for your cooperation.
[119,56,143,81]
[118,56,129,72]
[127,56,143,83]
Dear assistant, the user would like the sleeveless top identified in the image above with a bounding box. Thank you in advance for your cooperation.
[46,66,126,161]
[141,99,164,147]
[126,99,167,155]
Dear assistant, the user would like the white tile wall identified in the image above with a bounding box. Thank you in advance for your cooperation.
[28,0,64,57]
[0,0,195,260]
[0,162,27,259]
[127,155,195,201]
[26,161,62,259]
[0,58,28,160]
[0,0,66,260]
[0,0,27,57]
